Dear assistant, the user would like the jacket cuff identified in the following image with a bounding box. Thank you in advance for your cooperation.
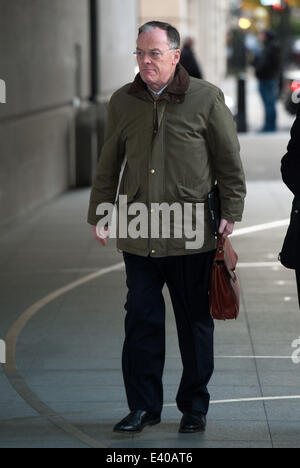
[221,201,245,223]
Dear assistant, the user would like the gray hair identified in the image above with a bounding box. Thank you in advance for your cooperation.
[138,21,181,50]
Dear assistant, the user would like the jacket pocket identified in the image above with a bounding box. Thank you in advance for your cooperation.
[127,184,141,203]
[119,184,141,206]
[177,184,205,203]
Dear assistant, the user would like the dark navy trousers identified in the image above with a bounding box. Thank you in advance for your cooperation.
[122,250,215,416]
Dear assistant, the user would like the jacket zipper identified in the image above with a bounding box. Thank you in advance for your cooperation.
[153,99,158,140]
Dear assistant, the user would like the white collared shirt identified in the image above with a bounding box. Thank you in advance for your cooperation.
[147,83,168,96]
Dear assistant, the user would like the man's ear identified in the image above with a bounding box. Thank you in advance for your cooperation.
[173,49,181,66]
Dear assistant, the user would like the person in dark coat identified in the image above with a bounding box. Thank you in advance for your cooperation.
[281,105,300,306]
[180,37,203,79]
[254,30,281,132]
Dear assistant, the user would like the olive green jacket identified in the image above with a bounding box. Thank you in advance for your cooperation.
[87,64,246,257]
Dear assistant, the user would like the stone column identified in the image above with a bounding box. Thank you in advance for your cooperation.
[188,0,229,86]
[98,0,138,101]
[138,0,188,35]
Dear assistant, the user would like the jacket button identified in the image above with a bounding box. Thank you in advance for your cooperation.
[150,169,156,174]
[151,249,156,254]
[295,210,299,214]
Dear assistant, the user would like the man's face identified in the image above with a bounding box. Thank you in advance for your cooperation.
[136,28,181,89]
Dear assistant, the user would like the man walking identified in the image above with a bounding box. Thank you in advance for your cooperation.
[88,21,246,434]
[180,36,203,79]
[254,30,281,133]
[281,105,300,305]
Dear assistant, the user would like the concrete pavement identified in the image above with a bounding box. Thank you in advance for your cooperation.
[1,129,300,448]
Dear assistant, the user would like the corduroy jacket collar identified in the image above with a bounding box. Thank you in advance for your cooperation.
[128,64,190,104]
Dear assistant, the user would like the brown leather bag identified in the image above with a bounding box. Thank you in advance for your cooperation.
[209,234,240,320]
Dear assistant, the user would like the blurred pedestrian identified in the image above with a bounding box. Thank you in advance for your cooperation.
[180,37,203,79]
[88,21,246,435]
[280,105,300,306]
[254,30,281,132]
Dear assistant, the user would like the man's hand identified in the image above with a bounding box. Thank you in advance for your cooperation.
[219,219,235,238]
[92,225,110,246]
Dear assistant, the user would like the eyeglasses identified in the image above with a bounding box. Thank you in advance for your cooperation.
[133,49,176,60]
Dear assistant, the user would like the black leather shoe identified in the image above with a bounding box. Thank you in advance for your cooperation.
[179,413,206,433]
[113,410,161,433]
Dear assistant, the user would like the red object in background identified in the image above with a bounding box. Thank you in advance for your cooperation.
[291,81,300,92]
[272,0,287,10]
